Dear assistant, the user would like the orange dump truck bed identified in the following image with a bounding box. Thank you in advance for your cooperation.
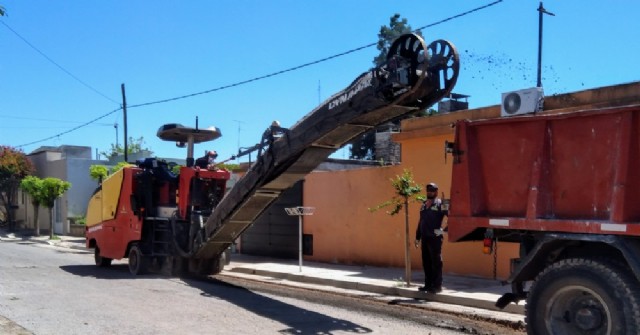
[447,105,640,242]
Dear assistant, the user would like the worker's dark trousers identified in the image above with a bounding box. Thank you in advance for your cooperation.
[421,236,443,289]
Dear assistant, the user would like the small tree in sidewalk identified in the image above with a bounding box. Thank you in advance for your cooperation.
[40,178,71,239]
[20,176,44,236]
[369,169,424,287]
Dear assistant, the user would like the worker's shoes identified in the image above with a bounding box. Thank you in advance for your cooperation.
[419,286,442,294]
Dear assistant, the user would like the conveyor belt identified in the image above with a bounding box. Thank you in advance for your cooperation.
[195,34,459,259]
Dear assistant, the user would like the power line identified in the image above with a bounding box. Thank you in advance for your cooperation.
[0,114,112,125]
[0,21,120,105]
[14,1,503,148]
[414,0,503,31]
[128,43,375,109]
[16,108,121,147]
[128,1,503,109]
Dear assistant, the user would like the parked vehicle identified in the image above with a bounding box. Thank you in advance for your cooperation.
[447,105,640,334]
[85,33,460,277]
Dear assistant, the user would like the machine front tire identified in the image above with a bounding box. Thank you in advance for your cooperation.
[526,258,640,335]
[128,244,149,275]
[94,246,112,267]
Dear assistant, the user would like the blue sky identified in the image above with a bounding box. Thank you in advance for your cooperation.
[1,1,639,163]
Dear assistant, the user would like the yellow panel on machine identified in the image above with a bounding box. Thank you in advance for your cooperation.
[86,168,125,227]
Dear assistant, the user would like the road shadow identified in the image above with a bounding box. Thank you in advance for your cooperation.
[184,277,372,334]
[60,264,372,333]
[60,264,165,280]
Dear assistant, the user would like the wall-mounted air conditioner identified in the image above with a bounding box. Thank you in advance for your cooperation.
[501,87,544,117]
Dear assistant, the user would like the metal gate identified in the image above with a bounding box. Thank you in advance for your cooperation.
[240,180,302,258]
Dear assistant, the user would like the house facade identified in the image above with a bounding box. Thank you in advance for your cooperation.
[17,145,103,235]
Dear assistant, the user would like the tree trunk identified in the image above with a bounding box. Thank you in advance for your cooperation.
[49,207,54,240]
[33,205,40,236]
[4,177,19,232]
[404,198,411,287]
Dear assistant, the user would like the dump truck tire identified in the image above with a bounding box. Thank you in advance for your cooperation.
[94,246,112,267]
[526,258,640,335]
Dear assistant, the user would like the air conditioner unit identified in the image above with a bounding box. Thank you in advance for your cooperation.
[501,87,544,117]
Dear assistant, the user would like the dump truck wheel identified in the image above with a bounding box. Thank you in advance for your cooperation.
[94,246,112,267]
[128,245,149,275]
[526,258,640,335]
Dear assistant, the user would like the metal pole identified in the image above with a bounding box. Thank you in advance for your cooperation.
[537,2,554,88]
[299,215,303,272]
[537,2,543,88]
[121,83,128,162]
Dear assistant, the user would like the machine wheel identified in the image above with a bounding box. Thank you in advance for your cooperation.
[190,256,224,277]
[426,39,459,100]
[94,246,112,267]
[170,257,190,277]
[128,245,149,275]
[526,258,640,335]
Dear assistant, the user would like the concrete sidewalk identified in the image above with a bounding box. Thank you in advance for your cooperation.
[223,253,525,316]
[1,230,526,320]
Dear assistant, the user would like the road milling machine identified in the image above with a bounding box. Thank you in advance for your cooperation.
[85,33,460,276]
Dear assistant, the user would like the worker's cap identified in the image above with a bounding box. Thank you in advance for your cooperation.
[208,150,218,157]
[426,182,438,191]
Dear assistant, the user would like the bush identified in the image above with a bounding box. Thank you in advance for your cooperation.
[71,216,86,225]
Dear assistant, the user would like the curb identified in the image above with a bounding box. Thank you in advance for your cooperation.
[0,235,89,252]
[226,267,525,315]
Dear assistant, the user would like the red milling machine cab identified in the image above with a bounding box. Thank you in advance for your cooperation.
[85,123,231,276]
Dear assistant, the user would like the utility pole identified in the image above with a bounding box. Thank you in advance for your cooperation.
[114,123,119,147]
[233,120,245,155]
[537,1,555,88]
[121,83,128,162]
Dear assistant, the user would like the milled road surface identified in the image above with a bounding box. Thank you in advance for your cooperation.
[0,240,523,334]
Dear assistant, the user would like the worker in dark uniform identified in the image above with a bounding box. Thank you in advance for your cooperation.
[415,182,448,293]
[195,150,218,169]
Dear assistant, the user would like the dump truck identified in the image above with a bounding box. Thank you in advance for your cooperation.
[446,105,640,334]
[85,33,460,277]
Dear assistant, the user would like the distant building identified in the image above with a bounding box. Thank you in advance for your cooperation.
[18,145,104,235]
[17,147,197,235]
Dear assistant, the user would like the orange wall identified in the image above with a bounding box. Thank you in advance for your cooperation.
[303,133,518,279]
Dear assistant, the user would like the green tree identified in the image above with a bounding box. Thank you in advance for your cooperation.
[373,14,417,67]
[89,165,108,183]
[100,136,152,160]
[109,161,133,174]
[369,169,424,287]
[40,178,71,239]
[349,14,423,161]
[0,5,6,16]
[20,176,44,236]
[0,146,34,231]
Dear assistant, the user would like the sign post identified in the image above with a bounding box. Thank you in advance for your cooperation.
[285,206,315,272]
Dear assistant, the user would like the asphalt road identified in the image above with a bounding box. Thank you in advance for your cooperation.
[0,240,521,335]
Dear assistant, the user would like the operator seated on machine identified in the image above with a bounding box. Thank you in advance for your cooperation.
[195,150,218,170]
